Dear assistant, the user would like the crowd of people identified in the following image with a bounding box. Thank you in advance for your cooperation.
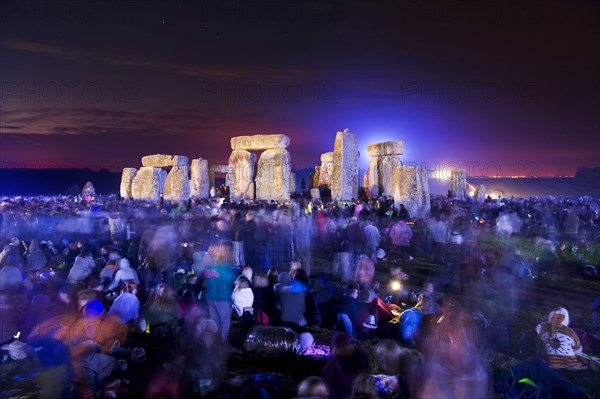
[0,190,599,398]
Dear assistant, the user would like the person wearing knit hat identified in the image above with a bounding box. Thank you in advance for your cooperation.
[536,307,585,369]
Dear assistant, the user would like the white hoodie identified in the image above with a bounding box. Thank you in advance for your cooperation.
[232,287,254,317]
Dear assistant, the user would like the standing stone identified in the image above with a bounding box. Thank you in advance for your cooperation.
[379,156,402,197]
[163,166,190,201]
[228,150,256,200]
[132,167,162,201]
[310,188,321,199]
[141,154,188,168]
[450,169,467,199]
[231,134,290,150]
[312,166,321,188]
[474,184,487,202]
[393,165,430,219]
[318,152,334,187]
[290,172,296,194]
[120,168,137,199]
[255,149,291,201]
[331,129,359,201]
[367,157,380,196]
[190,159,209,199]
[366,141,405,198]
[362,171,370,192]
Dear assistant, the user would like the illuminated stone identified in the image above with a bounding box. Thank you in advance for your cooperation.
[312,166,321,188]
[228,150,256,200]
[474,184,487,202]
[319,152,334,187]
[450,169,467,199]
[367,141,404,157]
[231,134,290,150]
[190,159,209,199]
[141,154,188,168]
[255,149,291,201]
[331,129,359,201]
[132,167,162,201]
[120,168,137,199]
[290,172,296,194]
[367,155,402,197]
[310,188,320,199]
[393,165,430,219]
[163,166,190,201]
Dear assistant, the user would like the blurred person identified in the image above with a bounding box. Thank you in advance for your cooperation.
[389,219,413,261]
[0,237,24,267]
[203,243,236,342]
[66,248,95,284]
[278,267,309,327]
[428,215,448,264]
[349,373,377,399]
[334,283,359,340]
[421,291,490,399]
[99,259,118,287]
[297,376,330,398]
[108,280,140,324]
[24,239,47,272]
[321,333,370,399]
[107,257,139,292]
[354,255,375,289]
[232,275,254,317]
[231,211,246,267]
[362,219,380,264]
[184,318,228,396]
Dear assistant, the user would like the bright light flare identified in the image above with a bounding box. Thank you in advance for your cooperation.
[391,281,402,291]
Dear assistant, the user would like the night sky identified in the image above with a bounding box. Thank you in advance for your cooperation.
[1,0,598,177]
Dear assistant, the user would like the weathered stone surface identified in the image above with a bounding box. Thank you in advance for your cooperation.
[255,149,291,201]
[320,152,334,163]
[141,154,188,168]
[367,155,402,197]
[231,134,290,151]
[393,165,430,219]
[132,167,162,201]
[474,184,487,202]
[362,170,370,191]
[331,129,359,201]
[190,159,209,199]
[318,152,334,187]
[163,166,190,201]
[120,168,137,199]
[312,166,321,188]
[367,141,404,157]
[228,150,256,200]
[450,169,467,199]
[290,172,296,194]
[310,188,320,199]
[366,158,379,196]
[209,164,231,174]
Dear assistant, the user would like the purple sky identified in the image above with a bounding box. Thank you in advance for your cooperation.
[1,0,598,177]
